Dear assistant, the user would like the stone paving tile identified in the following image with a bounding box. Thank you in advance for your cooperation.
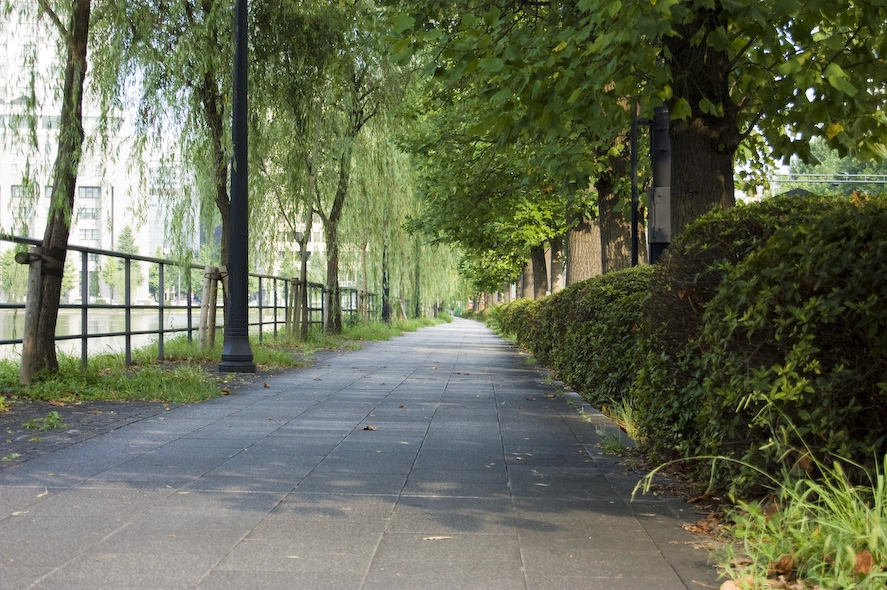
[0,319,721,590]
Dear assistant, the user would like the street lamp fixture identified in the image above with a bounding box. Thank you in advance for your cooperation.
[219,0,255,373]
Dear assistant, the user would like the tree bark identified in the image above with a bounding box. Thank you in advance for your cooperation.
[381,239,391,323]
[360,241,369,323]
[596,171,633,274]
[665,3,738,238]
[413,236,421,318]
[194,72,230,266]
[321,139,353,334]
[33,0,91,374]
[530,245,547,300]
[520,261,532,298]
[565,215,602,285]
[549,235,564,293]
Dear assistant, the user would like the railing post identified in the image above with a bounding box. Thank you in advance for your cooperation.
[158,262,165,361]
[124,258,132,365]
[257,276,263,343]
[81,250,89,369]
[272,277,278,338]
[16,247,42,385]
[186,266,193,343]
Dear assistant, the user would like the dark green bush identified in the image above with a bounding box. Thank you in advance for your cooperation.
[492,267,652,407]
[544,266,653,406]
[491,297,539,350]
[633,195,839,463]
[699,195,887,488]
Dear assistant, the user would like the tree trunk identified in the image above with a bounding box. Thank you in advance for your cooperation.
[324,223,341,334]
[530,245,547,300]
[549,235,564,293]
[501,282,511,303]
[669,117,736,237]
[565,215,602,285]
[360,241,369,323]
[596,171,633,274]
[413,236,421,319]
[520,261,532,298]
[381,238,391,323]
[195,73,230,266]
[665,4,738,238]
[33,0,91,374]
[321,140,353,334]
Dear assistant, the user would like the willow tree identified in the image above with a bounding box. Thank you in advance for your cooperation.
[250,0,340,337]
[257,0,401,333]
[0,0,93,375]
[341,113,464,320]
[95,0,235,265]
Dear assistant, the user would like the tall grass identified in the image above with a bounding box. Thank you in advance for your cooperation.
[721,455,887,589]
[0,352,220,403]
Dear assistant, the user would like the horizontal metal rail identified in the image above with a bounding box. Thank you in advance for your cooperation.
[0,235,377,366]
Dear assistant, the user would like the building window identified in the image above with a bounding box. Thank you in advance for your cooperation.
[78,186,101,200]
[79,207,99,219]
[41,116,61,130]
[11,185,25,199]
[78,229,100,241]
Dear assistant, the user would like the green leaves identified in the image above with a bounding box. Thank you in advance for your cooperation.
[670,97,692,120]
[390,12,414,34]
[823,63,857,97]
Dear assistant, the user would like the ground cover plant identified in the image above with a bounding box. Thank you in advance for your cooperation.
[720,453,887,589]
[0,317,451,404]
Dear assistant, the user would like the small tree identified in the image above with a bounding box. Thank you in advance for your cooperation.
[100,225,142,301]
[0,249,29,303]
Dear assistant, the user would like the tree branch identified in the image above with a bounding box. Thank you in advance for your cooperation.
[36,0,68,37]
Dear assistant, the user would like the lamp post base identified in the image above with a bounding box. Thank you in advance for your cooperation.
[219,336,256,373]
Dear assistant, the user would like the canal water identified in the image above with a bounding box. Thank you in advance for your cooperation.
[0,308,207,361]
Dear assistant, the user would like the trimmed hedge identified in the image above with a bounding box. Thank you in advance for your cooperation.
[490,194,887,495]
[632,195,840,464]
[699,195,887,488]
[493,266,653,407]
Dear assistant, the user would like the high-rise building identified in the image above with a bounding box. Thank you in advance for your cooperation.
[0,4,199,302]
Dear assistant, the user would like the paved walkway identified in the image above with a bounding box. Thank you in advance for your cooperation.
[0,319,721,590]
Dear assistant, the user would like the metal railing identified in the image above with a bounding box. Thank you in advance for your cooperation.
[0,235,377,366]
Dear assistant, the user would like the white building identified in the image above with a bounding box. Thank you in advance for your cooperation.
[0,4,199,302]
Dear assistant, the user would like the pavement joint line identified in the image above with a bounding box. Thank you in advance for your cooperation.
[0,319,720,590]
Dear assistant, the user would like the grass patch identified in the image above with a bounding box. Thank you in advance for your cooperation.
[0,357,222,404]
[601,395,641,442]
[719,455,887,589]
[0,319,448,404]
[22,411,67,431]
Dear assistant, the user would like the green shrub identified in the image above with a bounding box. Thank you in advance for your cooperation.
[699,195,887,489]
[491,298,539,348]
[543,266,653,407]
[633,194,839,464]
[491,268,652,415]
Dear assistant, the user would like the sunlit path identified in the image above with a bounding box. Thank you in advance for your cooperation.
[0,319,718,590]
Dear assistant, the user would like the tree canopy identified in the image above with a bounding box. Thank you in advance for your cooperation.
[390,0,887,238]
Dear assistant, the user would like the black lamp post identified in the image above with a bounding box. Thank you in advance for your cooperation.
[220,0,256,373]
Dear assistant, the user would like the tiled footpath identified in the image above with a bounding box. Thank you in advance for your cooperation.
[0,319,721,590]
